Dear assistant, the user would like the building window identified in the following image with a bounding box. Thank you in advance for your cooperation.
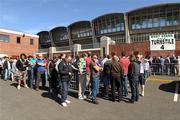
[0,34,10,42]
[131,7,180,30]
[30,39,34,45]
[17,37,21,44]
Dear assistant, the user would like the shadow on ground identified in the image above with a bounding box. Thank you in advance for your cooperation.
[159,81,180,94]
[41,92,61,104]
[10,83,17,88]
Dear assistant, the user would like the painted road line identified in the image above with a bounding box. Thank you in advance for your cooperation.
[173,83,179,102]
[148,78,174,83]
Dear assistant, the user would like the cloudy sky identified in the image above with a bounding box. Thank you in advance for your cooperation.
[0,0,179,34]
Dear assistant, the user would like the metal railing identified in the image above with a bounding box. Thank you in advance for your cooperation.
[150,63,180,76]
[39,48,49,53]
[56,46,71,51]
[81,43,100,49]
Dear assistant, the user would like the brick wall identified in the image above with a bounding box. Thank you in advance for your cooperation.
[0,31,39,57]
[110,40,180,57]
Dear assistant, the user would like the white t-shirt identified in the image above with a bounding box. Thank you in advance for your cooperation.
[144,62,150,71]
[140,62,144,74]
[55,59,62,72]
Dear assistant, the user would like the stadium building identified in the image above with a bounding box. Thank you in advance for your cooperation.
[37,3,180,57]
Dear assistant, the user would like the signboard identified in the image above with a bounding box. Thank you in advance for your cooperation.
[149,34,175,51]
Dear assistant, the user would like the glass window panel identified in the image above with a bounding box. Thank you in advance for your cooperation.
[147,19,153,28]
[132,24,136,29]
[100,29,104,34]
[0,34,10,42]
[117,27,121,31]
[159,17,166,26]
[142,19,147,28]
[166,12,173,26]
[153,18,159,27]
[112,27,116,32]
[104,29,108,33]
[108,28,111,33]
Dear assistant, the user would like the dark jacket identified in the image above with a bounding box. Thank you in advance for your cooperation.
[110,60,124,77]
[3,61,11,69]
[48,60,58,82]
[128,61,140,81]
[103,60,111,75]
[58,60,73,82]
[16,59,28,71]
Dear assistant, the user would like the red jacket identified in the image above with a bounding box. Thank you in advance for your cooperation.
[85,57,91,74]
[119,57,130,75]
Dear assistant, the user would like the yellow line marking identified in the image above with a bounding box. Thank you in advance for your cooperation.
[147,78,174,83]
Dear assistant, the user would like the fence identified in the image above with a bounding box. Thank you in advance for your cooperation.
[69,63,180,90]
[150,63,179,76]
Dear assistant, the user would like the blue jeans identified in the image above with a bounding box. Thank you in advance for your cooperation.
[4,69,11,80]
[122,75,128,97]
[27,69,34,88]
[91,76,99,101]
[61,81,69,103]
[130,79,139,102]
[103,74,110,87]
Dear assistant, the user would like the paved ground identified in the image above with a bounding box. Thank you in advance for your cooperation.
[0,76,180,120]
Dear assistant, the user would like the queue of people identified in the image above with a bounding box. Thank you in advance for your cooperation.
[0,51,150,107]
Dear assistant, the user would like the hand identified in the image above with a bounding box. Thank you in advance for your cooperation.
[23,65,27,67]
[79,72,83,77]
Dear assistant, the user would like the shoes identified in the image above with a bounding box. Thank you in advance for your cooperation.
[78,96,84,100]
[24,84,29,88]
[83,95,87,99]
[65,100,71,104]
[141,92,144,97]
[17,85,21,90]
[61,102,67,107]
[117,99,122,102]
[92,100,99,104]
[57,94,61,98]
[129,99,135,104]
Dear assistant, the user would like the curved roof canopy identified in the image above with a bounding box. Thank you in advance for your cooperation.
[92,13,124,22]
[68,21,91,29]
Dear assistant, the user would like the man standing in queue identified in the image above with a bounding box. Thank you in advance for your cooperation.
[128,55,140,103]
[58,55,73,107]
[35,54,47,91]
[90,54,102,104]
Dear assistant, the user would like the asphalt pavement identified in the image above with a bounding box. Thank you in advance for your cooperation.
[0,76,180,120]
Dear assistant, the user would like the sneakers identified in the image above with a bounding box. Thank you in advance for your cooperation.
[78,95,87,100]
[65,100,71,104]
[83,95,87,99]
[141,91,144,97]
[78,96,84,100]
[92,100,99,104]
[17,85,21,90]
[24,84,29,88]
[61,102,67,107]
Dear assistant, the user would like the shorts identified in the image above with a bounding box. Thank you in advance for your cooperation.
[139,73,146,85]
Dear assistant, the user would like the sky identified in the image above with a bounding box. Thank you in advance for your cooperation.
[0,0,179,34]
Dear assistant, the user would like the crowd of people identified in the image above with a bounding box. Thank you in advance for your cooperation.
[1,51,178,107]
[151,55,179,75]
